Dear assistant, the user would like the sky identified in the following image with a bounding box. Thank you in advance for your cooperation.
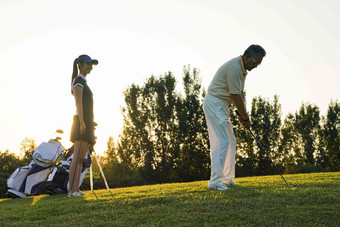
[1,0,339,156]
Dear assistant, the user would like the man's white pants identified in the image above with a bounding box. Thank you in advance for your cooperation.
[203,93,236,186]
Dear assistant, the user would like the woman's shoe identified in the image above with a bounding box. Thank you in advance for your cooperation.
[68,191,82,197]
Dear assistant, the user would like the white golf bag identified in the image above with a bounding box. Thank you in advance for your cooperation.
[6,139,64,198]
[45,145,92,195]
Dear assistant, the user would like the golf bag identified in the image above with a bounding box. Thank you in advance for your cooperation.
[45,144,93,195]
[6,139,64,198]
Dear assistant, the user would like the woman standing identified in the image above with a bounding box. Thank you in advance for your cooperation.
[69,54,98,197]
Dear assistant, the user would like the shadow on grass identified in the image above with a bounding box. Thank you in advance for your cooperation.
[1,174,339,226]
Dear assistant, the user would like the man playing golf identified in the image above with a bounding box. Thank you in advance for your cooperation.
[204,44,266,191]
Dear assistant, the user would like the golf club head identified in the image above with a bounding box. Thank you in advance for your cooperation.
[290,183,299,187]
[56,129,64,134]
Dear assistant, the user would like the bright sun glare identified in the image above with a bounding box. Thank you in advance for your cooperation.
[0,0,339,156]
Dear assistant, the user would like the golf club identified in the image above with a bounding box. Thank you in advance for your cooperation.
[51,129,64,141]
[235,110,298,187]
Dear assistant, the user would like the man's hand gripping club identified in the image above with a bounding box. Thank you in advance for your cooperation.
[235,109,250,129]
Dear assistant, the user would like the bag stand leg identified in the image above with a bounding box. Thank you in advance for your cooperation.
[90,165,93,192]
[93,154,110,191]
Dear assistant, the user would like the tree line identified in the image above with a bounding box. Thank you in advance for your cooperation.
[0,66,339,193]
[102,66,339,187]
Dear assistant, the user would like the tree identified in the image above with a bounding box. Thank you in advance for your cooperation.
[118,72,178,183]
[115,66,210,184]
[20,138,37,164]
[174,66,210,181]
[321,100,340,171]
[294,103,320,165]
[0,150,22,173]
[102,136,142,187]
[249,95,282,175]
[279,113,301,173]
[104,136,118,164]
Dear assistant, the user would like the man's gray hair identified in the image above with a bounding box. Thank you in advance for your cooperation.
[243,45,266,58]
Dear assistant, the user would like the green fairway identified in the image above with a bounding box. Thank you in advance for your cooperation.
[1,172,339,226]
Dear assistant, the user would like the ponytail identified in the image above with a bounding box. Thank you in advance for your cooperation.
[71,58,78,94]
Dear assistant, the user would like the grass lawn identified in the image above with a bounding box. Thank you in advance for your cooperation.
[0,172,339,226]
